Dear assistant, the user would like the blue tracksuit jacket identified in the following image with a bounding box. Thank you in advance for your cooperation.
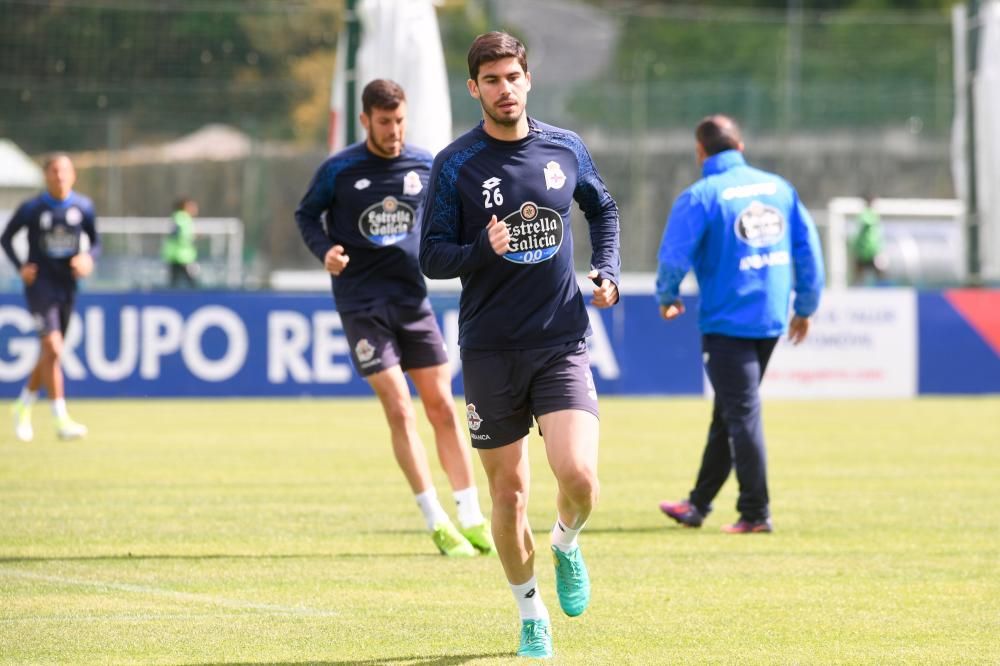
[655,150,824,338]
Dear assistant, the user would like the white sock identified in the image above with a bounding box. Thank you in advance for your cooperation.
[551,517,584,553]
[415,488,451,531]
[51,398,68,419]
[510,576,549,621]
[453,486,486,528]
[18,388,38,406]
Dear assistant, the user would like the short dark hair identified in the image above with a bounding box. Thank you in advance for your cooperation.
[42,152,72,170]
[467,31,528,81]
[174,197,195,211]
[695,115,743,156]
[361,79,406,115]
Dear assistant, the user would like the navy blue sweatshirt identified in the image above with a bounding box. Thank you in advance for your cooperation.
[420,118,620,350]
[1,191,101,292]
[295,142,433,313]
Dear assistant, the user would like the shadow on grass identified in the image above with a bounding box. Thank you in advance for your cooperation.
[367,529,427,535]
[585,524,671,534]
[183,653,510,665]
[375,526,677,536]
[0,553,322,564]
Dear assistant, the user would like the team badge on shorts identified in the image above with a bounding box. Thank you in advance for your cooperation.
[543,160,566,190]
[355,338,376,363]
[466,404,483,432]
[403,170,423,196]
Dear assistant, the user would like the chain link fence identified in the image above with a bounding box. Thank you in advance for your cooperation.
[0,0,958,285]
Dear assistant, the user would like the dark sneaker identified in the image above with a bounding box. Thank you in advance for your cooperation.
[721,518,773,534]
[658,500,704,528]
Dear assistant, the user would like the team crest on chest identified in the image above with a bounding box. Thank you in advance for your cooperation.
[402,170,422,196]
[543,161,566,190]
[65,207,83,226]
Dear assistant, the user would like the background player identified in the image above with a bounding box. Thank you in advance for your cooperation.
[2,153,99,441]
[420,32,621,659]
[295,79,493,558]
[162,197,199,288]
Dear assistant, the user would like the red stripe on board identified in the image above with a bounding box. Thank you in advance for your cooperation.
[944,289,1000,357]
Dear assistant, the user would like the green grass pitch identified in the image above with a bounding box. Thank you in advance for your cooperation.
[2,397,999,664]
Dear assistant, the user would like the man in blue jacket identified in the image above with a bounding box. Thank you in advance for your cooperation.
[655,115,824,534]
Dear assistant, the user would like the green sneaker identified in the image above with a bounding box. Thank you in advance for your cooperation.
[431,521,476,557]
[56,415,88,441]
[459,520,496,555]
[552,545,590,617]
[11,401,33,442]
[516,618,553,659]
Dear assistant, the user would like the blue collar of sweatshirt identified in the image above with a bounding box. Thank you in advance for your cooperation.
[701,149,745,177]
[41,191,76,208]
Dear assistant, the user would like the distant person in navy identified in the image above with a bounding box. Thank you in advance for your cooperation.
[295,79,494,559]
[2,153,100,442]
[655,115,824,535]
[420,31,621,659]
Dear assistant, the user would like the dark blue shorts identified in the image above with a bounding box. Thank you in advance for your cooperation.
[460,339,599,449]
[25,284,75,337]
[339,301,449,377]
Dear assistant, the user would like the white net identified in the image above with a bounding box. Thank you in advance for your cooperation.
[0,214,244,291]
[826,197,965,288]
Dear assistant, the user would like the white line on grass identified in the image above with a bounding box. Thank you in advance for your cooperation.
[0,568,338,617]
[0,611,248,624]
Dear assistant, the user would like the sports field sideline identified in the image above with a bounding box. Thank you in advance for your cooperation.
[2,397,998,664]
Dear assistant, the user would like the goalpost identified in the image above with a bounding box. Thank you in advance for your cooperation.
[1,213,244,291]
[85,216,245,290]
[825,197,966,289]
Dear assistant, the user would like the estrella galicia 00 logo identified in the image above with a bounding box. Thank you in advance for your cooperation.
[502,201,564,265]
[734,201,786,248]
[358,196,415,246]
